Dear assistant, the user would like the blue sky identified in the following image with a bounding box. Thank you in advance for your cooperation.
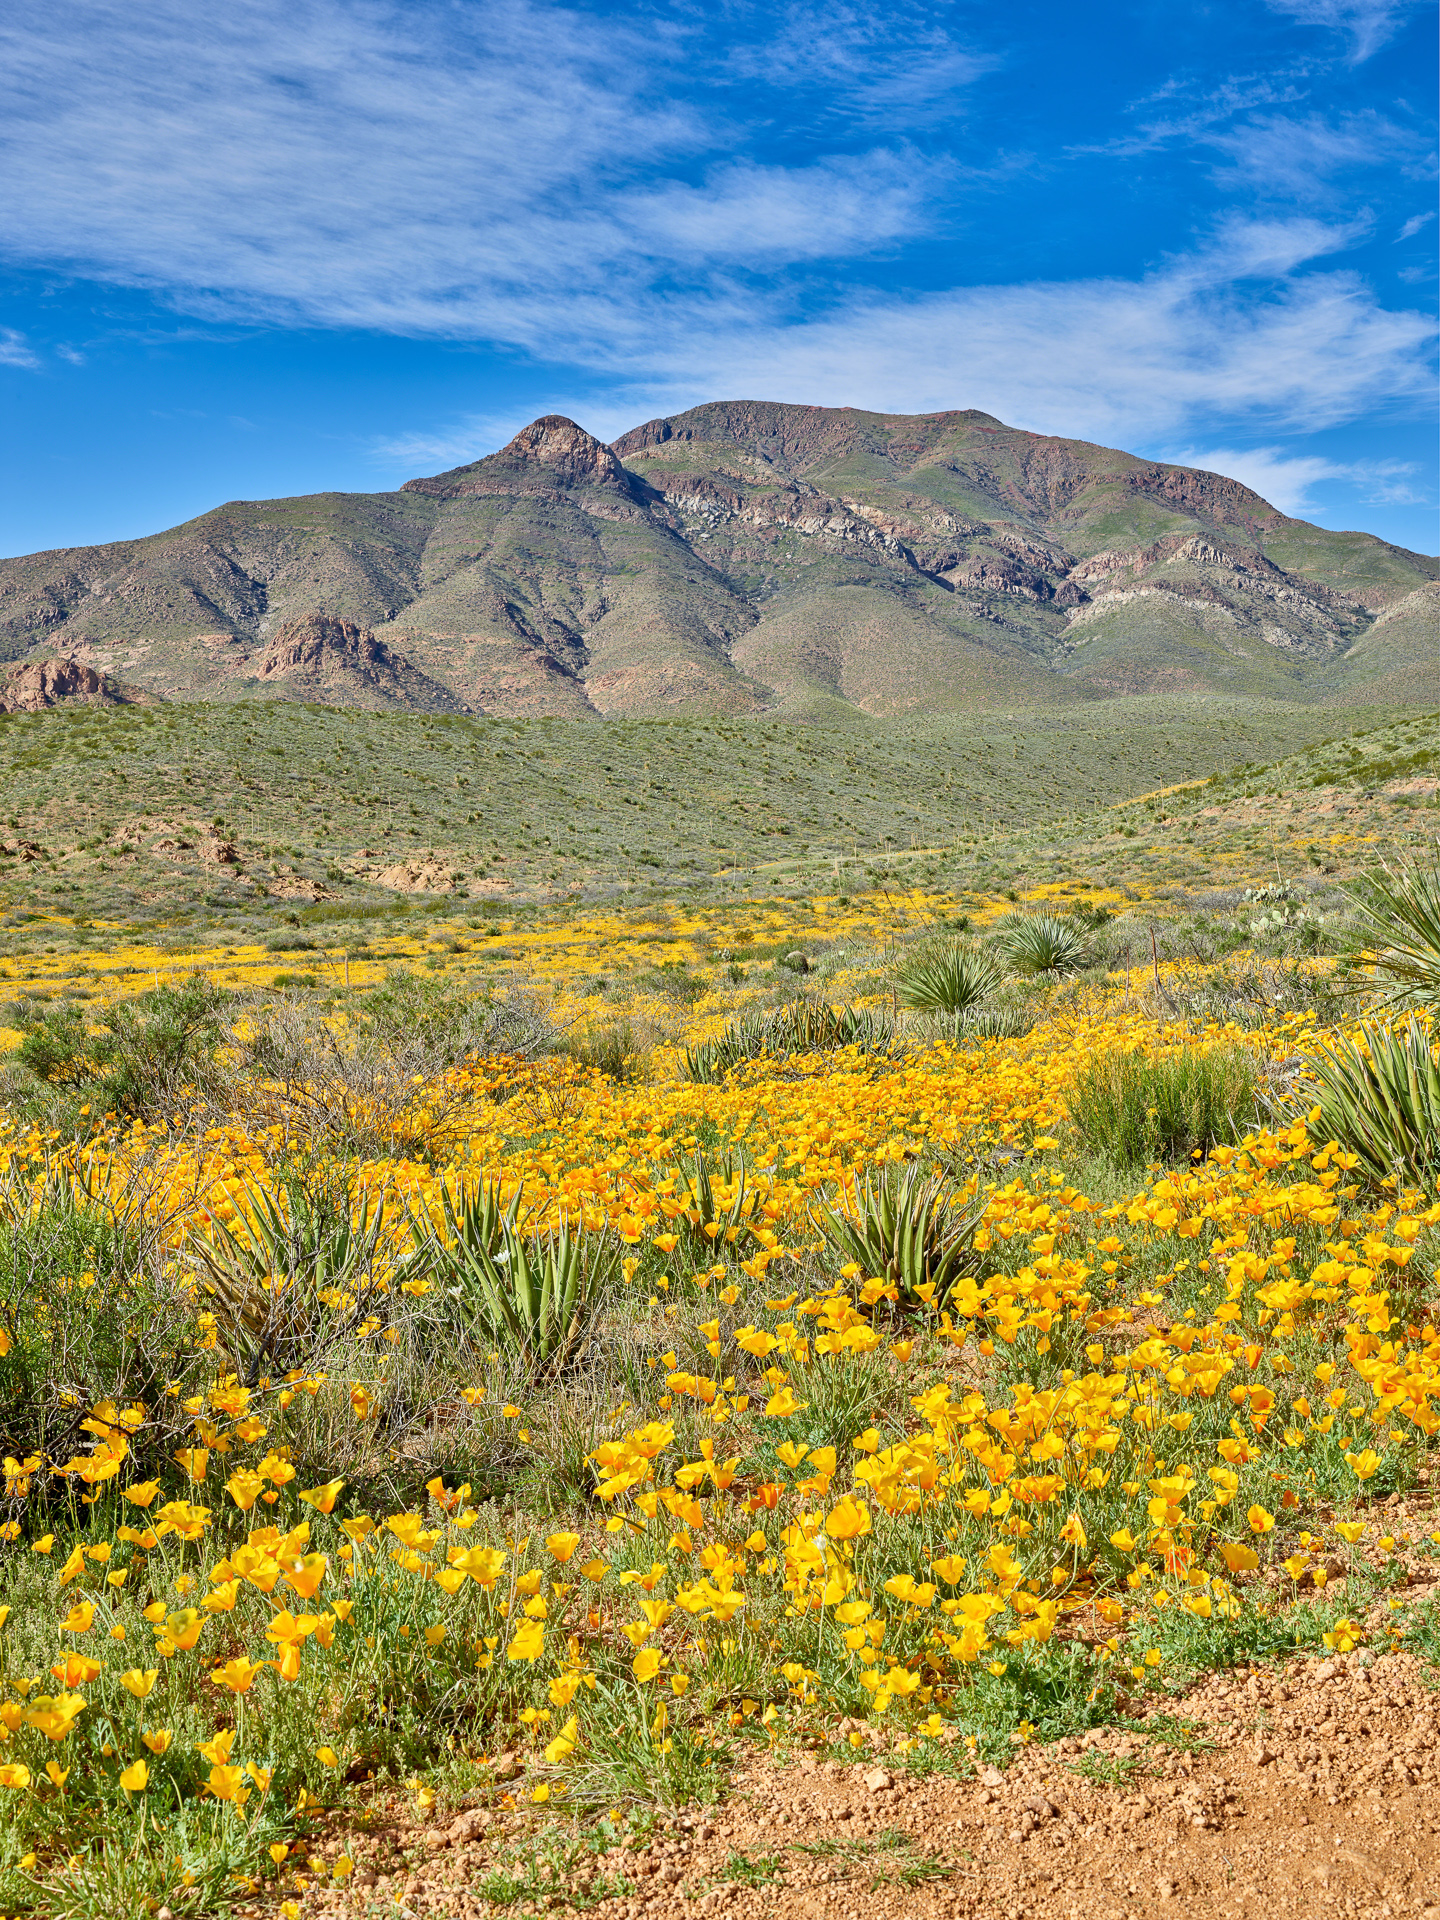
[1,0,1435,558]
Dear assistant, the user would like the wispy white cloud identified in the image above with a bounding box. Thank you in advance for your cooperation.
[638,220,1435,448]
[380,221,1436,477]
[1397,210,1437,241]
[0,0,936,345]
[0,2,1433,478]
[1264,0,1426,62]
[1205,109,1433,198]
[0,327,39,367]
[727,3,995,126]
[1165,446,1427,516]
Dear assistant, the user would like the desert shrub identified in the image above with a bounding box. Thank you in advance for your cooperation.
[567,1019,644,1082]
[236,978,558,1159]
[1066,1045,1259,1167]
[14,979,231,1117]
[1303,1016,1440,1189]
[999,913,1092,978]
[350,968,558,1068]
[815,1163,984,1308]
[0,1171,209,1510]
[895,942,1002,1016]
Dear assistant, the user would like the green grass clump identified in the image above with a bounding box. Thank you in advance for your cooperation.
[1065,1044,1259,1167]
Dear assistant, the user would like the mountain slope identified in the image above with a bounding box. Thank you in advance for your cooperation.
[0,405,1432,717]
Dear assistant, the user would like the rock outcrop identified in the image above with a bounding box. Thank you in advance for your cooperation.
[0,655,139,714]
[252,612,466,712]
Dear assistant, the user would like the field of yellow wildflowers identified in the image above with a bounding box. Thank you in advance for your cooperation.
[0,863,1437,1919]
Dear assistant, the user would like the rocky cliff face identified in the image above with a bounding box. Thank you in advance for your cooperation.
[0,405,1432,717]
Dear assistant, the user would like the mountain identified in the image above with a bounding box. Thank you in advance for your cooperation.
[0,405,1432,717]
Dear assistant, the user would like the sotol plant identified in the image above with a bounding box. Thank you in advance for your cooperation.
[1347,860,1440,1013]
[999,913,1092,979]
[894,943,1003,1018]
[1303,858,1440,1186]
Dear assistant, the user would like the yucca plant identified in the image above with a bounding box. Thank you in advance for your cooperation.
[1304,1016,1440,1189]
[429,1216,618,1375]
[999,913,1092,978]
[895,943,1003,1016]
[1346,861,1440,1013]
[815,1162,984,1307]
[185,1176,389,1377]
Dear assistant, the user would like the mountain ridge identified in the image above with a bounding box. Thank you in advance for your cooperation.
[0,403,1432,718]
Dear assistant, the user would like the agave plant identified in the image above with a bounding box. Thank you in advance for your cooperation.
[895,943,1003,1016]
[1346,861,1440,1014]
[669,1150,759,1250]
[1304,1016,1440,1189]
[414,1204,617,1374]
[684,1013,770,1084]
[408,1174,526,1281]
[999,913,1093,979]
[815,1162,984,1307]
[185,1177,389,1377]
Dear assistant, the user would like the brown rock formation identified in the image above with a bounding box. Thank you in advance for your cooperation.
[0,655,137,714]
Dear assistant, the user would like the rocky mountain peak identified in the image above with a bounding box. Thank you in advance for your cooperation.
[503,415,630,486]
[402,414,633,500]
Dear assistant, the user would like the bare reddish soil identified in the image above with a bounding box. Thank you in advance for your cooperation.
[293,1649,1439,1920]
